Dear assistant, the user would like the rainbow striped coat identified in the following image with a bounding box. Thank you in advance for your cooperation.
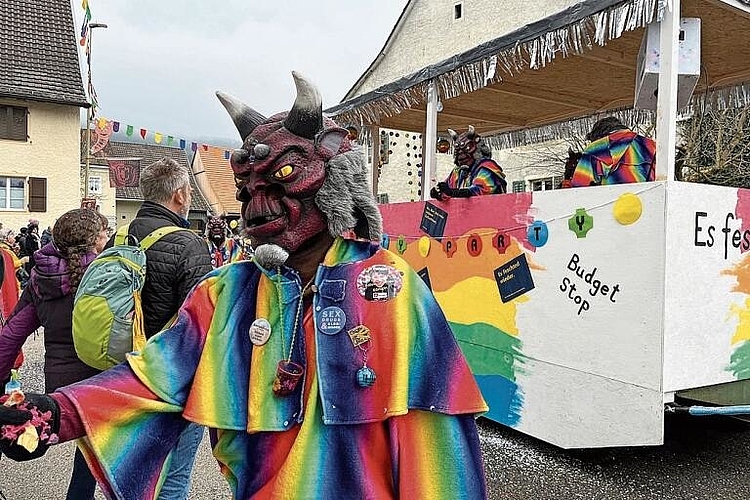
[571,129,656,187]
[60,238,488,499]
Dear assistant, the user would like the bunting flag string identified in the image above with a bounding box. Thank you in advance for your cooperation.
[86,117,236,161]
[79,0,92,46]
[378,183,661,243]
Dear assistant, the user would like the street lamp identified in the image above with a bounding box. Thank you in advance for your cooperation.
[83,22,108,201]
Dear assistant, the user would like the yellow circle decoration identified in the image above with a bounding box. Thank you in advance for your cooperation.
[613,193,642,225]
[418,236,431,257]
[229,220,239,229]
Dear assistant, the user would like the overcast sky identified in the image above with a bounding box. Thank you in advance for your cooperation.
[72,1,406,146]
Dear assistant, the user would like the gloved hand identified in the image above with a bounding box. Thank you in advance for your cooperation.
[0,404,32,425]
[0,393,59,461]
[438,182,473,198]
[429,185,445,200]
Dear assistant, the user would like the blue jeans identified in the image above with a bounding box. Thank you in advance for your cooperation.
[66,446,97,500]
[157,423,204,500]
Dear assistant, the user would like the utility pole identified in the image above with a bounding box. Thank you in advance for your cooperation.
[83,22,108,200]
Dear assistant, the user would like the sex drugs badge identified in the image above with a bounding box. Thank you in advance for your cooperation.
[317,306,347,335]
[356,264,403,302]
[249,318,272,346]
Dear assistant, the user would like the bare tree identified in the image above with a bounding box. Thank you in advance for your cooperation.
[677,105,750,187]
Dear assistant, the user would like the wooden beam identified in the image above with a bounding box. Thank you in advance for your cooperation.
[483,82,601,110]
[710,69,750,88]
[701,0,750,21]
[406,105,524,127]
[577,46,634,70]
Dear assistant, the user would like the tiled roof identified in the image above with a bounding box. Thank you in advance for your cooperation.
[193,146,241,216]
[0,0,88,107]
[88,139,211,212]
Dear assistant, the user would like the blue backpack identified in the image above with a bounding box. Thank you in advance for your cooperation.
[72,223,186,370]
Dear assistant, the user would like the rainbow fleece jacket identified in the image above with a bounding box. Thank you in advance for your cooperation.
[59,237,489,499]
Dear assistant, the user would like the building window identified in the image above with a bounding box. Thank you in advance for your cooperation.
[377,193,390,204]
[28,177,47,212]
[89,176,103,196]
[0,176,25,209]
[529,175,563,191]
[511,180,526,193]
[454,3,463,20]
[0,106,28,141]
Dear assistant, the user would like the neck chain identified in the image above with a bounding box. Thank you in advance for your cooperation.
[275,268,315,363]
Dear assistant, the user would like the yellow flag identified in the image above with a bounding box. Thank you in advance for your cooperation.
[82,0,88,9]
[154,133,163,144]
[97,117,107,129]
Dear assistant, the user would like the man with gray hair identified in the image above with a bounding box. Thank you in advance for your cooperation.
[108,157,213,500]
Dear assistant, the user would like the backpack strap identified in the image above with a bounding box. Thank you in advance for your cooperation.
[114,223,134,246]
[139,226,188,251]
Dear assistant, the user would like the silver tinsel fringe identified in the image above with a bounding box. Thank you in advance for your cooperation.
[331,0,667,128]
[687,81,750,114]
[485,108,656,151]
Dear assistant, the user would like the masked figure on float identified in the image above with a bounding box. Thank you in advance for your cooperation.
[204,215,247,268]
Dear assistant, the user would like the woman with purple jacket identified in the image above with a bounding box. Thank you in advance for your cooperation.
[0,208,109,500]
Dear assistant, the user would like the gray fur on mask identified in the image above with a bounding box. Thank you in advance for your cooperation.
[477,140,492,160]
[315,147,382,242]
[253,244,289,269]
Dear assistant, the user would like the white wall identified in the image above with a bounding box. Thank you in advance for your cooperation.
[355,0,579,96]
[0,99,82,230]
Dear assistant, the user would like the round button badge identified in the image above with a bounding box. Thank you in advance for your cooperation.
[249,318,272,346]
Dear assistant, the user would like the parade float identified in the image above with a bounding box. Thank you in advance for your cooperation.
[328,0,750,447]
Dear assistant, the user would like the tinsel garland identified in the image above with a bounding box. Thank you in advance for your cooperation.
[337,0,750,151]
[485,108,657,151]
[330,0,667,130]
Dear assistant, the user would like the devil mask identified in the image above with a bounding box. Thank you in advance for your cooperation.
[448,125,492,169]
[206,216,228,245]
[217,71,382,253]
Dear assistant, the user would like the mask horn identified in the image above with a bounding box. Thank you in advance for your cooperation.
[216,91,267,141]
[283,71,323,140]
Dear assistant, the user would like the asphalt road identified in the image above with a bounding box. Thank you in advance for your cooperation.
[2,331,750,499]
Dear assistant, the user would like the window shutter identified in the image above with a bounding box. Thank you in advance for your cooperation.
[11,107,28,141]
[28,177,47,212]
[0,106,28,141]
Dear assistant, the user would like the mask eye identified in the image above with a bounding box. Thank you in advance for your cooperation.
[272,164,294,179]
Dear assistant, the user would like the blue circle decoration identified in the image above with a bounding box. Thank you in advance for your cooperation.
[527,220,549,247]
[381,233,390,249]
[317,306,347,335]
[356,366,377,387]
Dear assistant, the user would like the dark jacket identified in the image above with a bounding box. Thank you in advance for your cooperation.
[109,201,212,337]
[0,243,100,390]
[24,228,41,271]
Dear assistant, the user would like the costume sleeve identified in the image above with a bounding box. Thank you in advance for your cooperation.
[390,410,487,499]
[469,160,507,195]
[56,274,221,500]
[0,289,40,381]
[571,154,598,187]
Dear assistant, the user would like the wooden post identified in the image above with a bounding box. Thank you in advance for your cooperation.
[656,0,681,181]
[423,79,439,201]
